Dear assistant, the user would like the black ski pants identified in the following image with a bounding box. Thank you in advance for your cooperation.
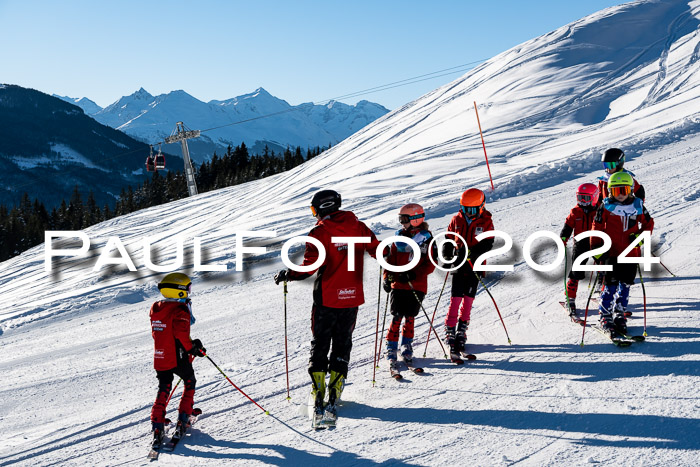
[568,241,595,281]
[308,304,358,378]
[390,288,425,318]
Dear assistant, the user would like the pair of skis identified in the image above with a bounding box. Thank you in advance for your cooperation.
[560,302,644,347]
[147,408,202,461]
[389,357,424,380]
[450,351,477,365]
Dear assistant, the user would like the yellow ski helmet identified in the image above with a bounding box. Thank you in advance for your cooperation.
[158,272,192,299]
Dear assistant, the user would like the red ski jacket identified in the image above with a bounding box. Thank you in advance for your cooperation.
[383,224,436,294]
[288,210,380,308]
[560,205,596,243]
[445,209,495,261]
[150,299,194,371]
[591,196,654,257]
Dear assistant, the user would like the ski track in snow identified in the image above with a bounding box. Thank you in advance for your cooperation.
[2,1,700,465]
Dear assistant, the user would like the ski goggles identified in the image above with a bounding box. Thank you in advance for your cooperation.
[576,193,594,205]
[603,161,620,171]
[310,205,318,217]
[158,282,192,294]
[609,185,632,197]
[398,213,425,224]
[461,203,483,217]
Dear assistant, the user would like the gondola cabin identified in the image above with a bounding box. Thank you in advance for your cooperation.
[155,153,166,170]
[146,155,156,172]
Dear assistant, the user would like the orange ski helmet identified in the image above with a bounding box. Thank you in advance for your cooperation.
[398,203,425,227]
[460,188,485,219]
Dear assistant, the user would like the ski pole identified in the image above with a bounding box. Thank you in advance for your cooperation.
[205,354,270,415]
[375,294,390,374]
[423,271,449,358]
[467,259,511,344]
[659,259,676,277]
[372,267,382,379]
[563,245,572,312]
[408,281,448,359]
[580,272,600,346]
[283,281,290,401]
[638,265,648,337]
[587,271,594,290]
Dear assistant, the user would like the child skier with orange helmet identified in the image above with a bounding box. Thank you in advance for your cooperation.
[442,188,494,363]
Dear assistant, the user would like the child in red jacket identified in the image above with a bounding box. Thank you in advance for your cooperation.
[382,203,437,371]
[442,188,494,360]
[560,183,599,314]
[149,273,205,448]
[591,172,653,336]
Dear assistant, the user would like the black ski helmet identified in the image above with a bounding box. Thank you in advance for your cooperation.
[311,189,341,217]
[601,148,625,173]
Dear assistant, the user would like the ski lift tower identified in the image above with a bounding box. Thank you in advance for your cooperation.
[165,121,200,197]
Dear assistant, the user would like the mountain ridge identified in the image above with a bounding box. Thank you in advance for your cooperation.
[57,87,390,161]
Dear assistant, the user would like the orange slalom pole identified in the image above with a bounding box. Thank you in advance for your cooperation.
[474,101,495,191]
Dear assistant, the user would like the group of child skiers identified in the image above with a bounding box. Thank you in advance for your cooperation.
[147,147,654,439]
[560,147,653,336]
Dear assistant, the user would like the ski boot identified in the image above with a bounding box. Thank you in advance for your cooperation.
[599,313,615,337]
[386,340,398,362]
[386,340,402,378]
[444,325,456,349]
[151,423,165,449]
[323,370,344,427]
[455,320,468,354]
[400,339,413,364]
[172,412,189,440]
[613,313,627,336]
[310,371,326,428]
[445,325,463,363]
[566,300,577,316]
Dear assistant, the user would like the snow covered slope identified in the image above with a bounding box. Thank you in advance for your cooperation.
[1,0,699,465]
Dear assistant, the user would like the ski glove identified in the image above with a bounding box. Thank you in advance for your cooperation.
[441,243,455,262]
[382,277,393,293]
[274,269,289,285]
[561,236,568,244]
[395,271,417,283]
[190,339,206,357]
[629,232,644,247]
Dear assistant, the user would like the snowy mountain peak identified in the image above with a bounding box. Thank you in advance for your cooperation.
[52,94,103,115]
[131,87,153,99]
[91,87,389,160]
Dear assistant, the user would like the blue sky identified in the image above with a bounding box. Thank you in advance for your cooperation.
[0,0,628,110]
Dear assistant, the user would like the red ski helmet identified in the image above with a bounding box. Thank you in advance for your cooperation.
[576,183,599,207]
[459,188,485,218]
[398,203,425,227]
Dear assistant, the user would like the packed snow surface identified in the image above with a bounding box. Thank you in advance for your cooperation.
[1,0,699,465]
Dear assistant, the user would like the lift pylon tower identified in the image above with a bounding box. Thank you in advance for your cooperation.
[164,121,200,197]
